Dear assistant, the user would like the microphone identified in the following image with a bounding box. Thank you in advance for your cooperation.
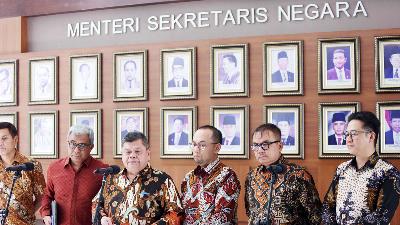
[94,165,120,175]
[5,162,35,172]
[267,164,286,174]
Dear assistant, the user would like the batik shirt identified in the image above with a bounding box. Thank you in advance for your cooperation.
[92,164,183,225]
[322,152,400,225]
[181,158,241,225]
[0,152,46,225]
[245,156,322,225]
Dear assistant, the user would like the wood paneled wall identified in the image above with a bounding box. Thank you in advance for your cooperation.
[1,28,400,224]
[0,17,26,54]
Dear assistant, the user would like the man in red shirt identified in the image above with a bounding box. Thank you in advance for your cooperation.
[40,125,108,225]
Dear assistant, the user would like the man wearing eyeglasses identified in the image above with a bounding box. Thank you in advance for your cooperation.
[40,125,108,225]
[181,125,241,224]
[245,123,322,225]
[322,111,400,224]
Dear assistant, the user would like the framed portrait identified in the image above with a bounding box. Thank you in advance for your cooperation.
[29,111,58,158]
[319,102,360,158]
[375,36,400,92]
[70,54,101,103]
[210,105,249,159]
[114,108,148,158]
[376,101,400,157]
[160,107,197,158]
[263,41,303,96]
[113,50,147,101]
[70,109,102,158]
[210,44,248,97]
[0,112,17,127]
[318,37,360,94]
[160,47,196,100]
[263,104,304,158]
[29,57,58,104]
[0,59,17,106]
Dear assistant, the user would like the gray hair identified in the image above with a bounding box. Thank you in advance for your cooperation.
[68,125,94,145]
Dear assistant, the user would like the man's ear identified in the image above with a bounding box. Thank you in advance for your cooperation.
[278,141,283,153]
[370,132,376,144]
[214,143,221,154]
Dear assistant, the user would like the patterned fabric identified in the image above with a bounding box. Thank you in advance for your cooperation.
[0,151,46,225]
[322,152,400,225]
[92,164,183,225]
[40,156,108,225]
[181,158,241,225]
[245,156,322,225]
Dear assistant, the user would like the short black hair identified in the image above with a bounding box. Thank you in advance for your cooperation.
[124,60,137,71]
[222,54,237,67]
[253,123,281,141]
[0,122,18,138]
[348,111,380,146]
[174,117,184,123]
[79,63,90,72]
[197,125,222,144]
[122,131,149,148]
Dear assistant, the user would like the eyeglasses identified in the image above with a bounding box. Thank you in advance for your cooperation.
[68,141,91,151]
[250,140,280,151]
[189,141,219,151]
[0,136,12,143]
[343,130,371,141]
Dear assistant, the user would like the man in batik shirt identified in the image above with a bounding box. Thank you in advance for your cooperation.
[92,131,183,225]
[245,123,321,225]
[322,111,400,224]
[181,125,241,225]
[0,122,46,225]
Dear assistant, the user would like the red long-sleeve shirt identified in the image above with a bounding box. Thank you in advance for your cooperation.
[40,156,107,225]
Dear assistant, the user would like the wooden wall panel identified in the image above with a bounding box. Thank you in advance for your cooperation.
[0,17,26,54]
[1,28,400,224]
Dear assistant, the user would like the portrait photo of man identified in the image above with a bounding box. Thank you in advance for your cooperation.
[79,63,91,93]
[167,56,188,88]
[221,114,240,145]
[33,117,54,152]
[32,65,53,101]
[168,116,189,146]
[327,48,351,81]
[219,54,240,85]
[120,60,141,93]
[271,51,295,84]
[0,67,12,102]
[121,116,140,141]
[384,51,400,79]
[71,58,99,100]
[273,112,295,146]
[385,110,400,145]
[328,112,347,146]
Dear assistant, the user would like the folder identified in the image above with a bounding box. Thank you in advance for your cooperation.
[51,200,57,225]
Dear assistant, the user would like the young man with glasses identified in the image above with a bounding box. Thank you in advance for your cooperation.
[245,123,321,225]
[181,125,241,224]
[40,125,108,225]
[322,111,400,224]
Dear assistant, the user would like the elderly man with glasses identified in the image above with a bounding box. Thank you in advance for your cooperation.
[181,125,241,225]
[245,123,322,225]
[40,125,108,225]
[322,111,400,224]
